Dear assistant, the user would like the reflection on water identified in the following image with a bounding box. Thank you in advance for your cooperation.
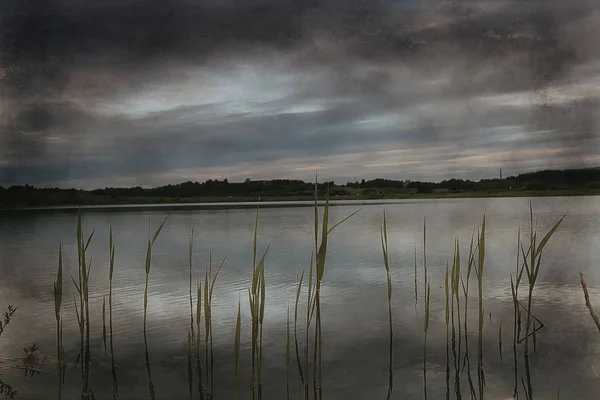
[0,197,600,398]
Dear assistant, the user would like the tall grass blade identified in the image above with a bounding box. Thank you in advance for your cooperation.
[54,244,64,400]
[144,331,156,400]
[534,215,565,259]
[234,297,241,400]
[424,280,431,400]
[109,226,118,399]
[423,217,427,302]
[452,239,462,400]
[414,246,418,309]
[189,226,195,342]
[512,226,522,399]
[499,323,503,365]
[286,302,291,400]
[144,215,169,332]
[196,279,204,398]
[462,230,477,399]
[102,296,107,355]
[304,254,314,400]
[294,270,305,387]
[188,329,193,399]
[445,261,450,400]
[477,216,486,400]
[326,208,361,235]
[381,210,393,400]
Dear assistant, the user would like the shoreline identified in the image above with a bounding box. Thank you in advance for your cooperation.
[2,189,599,213]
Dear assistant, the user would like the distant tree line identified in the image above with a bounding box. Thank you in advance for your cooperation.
[1,168,600,207]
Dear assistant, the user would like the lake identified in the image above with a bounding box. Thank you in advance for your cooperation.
[1,196,600,399]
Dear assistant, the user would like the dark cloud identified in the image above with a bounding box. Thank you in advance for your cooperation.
[0,0,591,95]
[1,0,599,186]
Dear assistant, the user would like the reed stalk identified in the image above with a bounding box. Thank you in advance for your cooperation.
[249,203,269,400]
[142,216,168,400]
[53,244,64,400]
[312,179,360,400]
[304,254,315,400]
[188,329,193,399]
[109,225,118,399]
[461,230,477,399]
[294,270,305,389]
[423,279,431,400]
[102,297,107,355]
[476,216,486,400]
[72,212,94,399]
[511,226,523,399]
[498,323,503,365]
[196,277,204,398]
[187,227,195,399]
[522,203,565,399]
[452,239,462,399]
[286,302,291,400]
[205,252,226,397]
[414,246,418,310]
[445,260,450,400]
[143,216,169,331]
[381,210,393,400]
[423,218,427,306]
[233,297,242,400]
[189,226,195,342]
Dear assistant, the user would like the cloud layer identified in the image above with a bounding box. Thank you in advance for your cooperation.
[1,0,599,187]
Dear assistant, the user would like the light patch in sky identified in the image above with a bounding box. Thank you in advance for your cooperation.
[356,114,410,129]
[98,64,303,118]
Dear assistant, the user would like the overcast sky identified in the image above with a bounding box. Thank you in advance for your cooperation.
[1,0,599,188]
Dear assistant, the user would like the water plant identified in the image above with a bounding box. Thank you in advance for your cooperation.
[233,296,242,400]
[248,204,269,400]
[53,244,64,400]
[205,251,226,397]
[476,216,486,399]
[108,225,118,399]
[423,278,431,400]
[380,210,393,400]
[72,211,95,399]
[142,215,169,400]
[520,204,565,399]
[143,216,169,331]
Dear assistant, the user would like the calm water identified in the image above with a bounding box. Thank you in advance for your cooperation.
[1,197,600,399]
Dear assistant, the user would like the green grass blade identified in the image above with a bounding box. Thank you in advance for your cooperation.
[327,208,361,235]
[499,323,503,364]
[294,269,305,385]
[109,225,115,281]
[316,192,330,282]
[253,204,259,269]
[54,244,63,321]
[414,246,418,306]
[187,329,193,399]
[535,214,566,258]
[286,302,291,400]
[84,230,95,252]
[234,297,242,369]
[151,215,170,246]
[102,296,107,355]
[209,255,227,300]
[314,172,319,255]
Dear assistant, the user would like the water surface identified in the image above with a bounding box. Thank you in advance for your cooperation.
[1,197,600,399]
